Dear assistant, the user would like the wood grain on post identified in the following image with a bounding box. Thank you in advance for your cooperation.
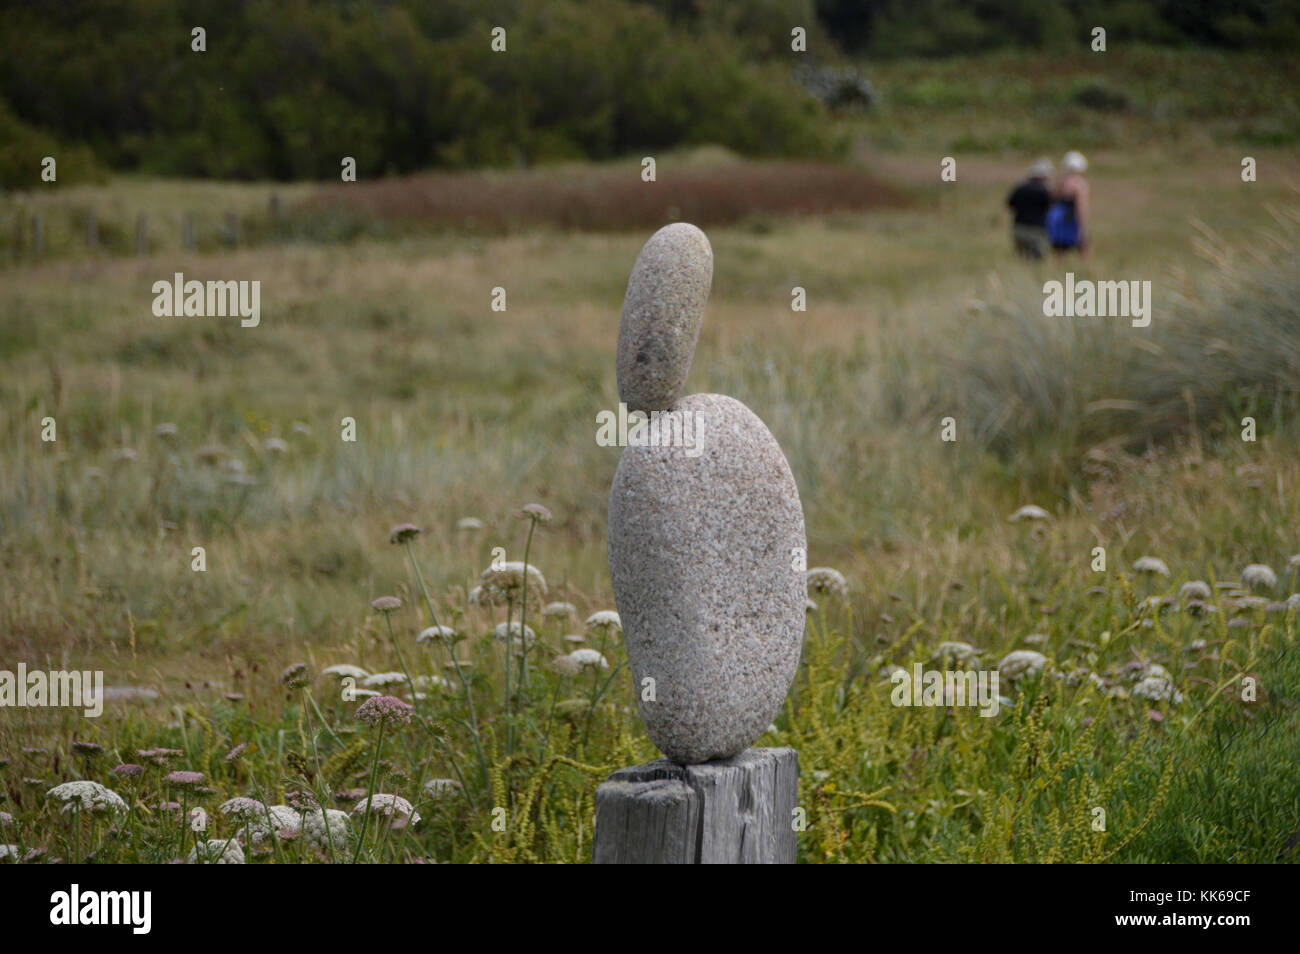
[593,747,798,864]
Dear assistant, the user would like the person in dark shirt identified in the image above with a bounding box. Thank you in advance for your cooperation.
[1006,158,1053,260]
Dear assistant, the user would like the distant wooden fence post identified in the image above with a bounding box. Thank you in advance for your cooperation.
[33,213,43,256]
[182,211,195,250]
[224,210,239,246]
[593,747,798,864]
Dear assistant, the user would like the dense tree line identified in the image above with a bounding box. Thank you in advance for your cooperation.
[807,0,1300,55]
[1,0,1294,185]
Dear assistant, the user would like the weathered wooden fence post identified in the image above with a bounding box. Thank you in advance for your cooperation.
[182,211,195,250]
[224,209,240,246]
[598,224,807,864]
[593,748,798,864]
[33,213,44,256]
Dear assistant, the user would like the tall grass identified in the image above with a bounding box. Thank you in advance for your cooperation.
[945,208,1300,468]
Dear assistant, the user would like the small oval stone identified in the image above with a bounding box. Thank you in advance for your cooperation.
[616,223,713,413]
[608,393,806,763]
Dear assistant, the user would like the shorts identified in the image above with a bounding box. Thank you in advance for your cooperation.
[1013,225,1047,260]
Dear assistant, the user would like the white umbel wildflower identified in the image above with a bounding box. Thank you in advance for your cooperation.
[417,625,458,644]
[1241,564,1278,590]
[188,838,245,864]
[805,567,848,599]
[1133,662,1171,683]
[997,650,1049,681]
[302,809,351,850]
[412,674,452,691]
[1178,581,1212,603]
[1230,594,1270,610]
[1131,675,1183,703]
[492,621,536,647]
[568,649,610,671]
[423,778,462,798]
[584,610,622,634]
[932,641,980,663]
[456,517,484,531]
[218,797,267,820]
[479,561,548,600]
[1009,505,1050,521]
[362,671,407,688]
[1132,556,1171,577]
[247,805,302,843]
[47,781,128,816]
[542,601,577,619]
[322,664,369,680]
[352,793,420,825]
[552,654,583,677]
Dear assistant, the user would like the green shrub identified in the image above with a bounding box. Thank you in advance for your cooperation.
[0,100,101,191]
[0,0,835,180]
[1072,80,1132,112]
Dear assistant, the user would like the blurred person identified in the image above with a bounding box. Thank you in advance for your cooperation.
[1046,150,1090,257]
[1006,157,1053,260]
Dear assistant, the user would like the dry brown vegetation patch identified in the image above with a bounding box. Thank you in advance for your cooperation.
[304,160,910,233]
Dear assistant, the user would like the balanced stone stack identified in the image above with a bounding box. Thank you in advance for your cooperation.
[598,224,806,863]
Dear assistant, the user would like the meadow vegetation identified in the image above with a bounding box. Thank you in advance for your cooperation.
[1,49,1297,862]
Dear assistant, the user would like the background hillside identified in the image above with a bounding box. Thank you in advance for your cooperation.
[2,0,1298,185]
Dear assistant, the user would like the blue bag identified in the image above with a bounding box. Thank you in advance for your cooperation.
[1046,202,1078,247]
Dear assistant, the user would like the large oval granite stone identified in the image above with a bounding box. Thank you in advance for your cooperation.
[608,392,807,763]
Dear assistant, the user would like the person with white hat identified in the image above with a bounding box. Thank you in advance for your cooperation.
[1046,150,1090,257]
[1006,157,1054,260]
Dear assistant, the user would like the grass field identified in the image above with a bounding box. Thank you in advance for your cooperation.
[1,49,1297,863]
